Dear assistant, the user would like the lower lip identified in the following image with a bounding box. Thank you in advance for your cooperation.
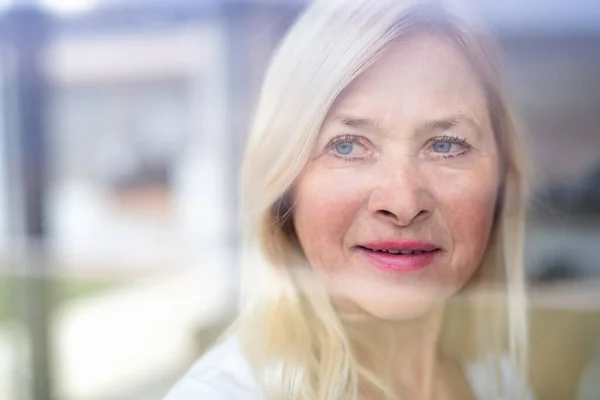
[358,247,438,272]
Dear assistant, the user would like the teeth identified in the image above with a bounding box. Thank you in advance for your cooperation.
[373,249,426,254]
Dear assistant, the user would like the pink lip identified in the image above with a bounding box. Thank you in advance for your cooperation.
[357,240,441,272]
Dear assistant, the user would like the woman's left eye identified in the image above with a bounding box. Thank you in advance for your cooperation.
[429,135,471,158]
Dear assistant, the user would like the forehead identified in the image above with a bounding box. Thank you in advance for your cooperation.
[328,32,490,129]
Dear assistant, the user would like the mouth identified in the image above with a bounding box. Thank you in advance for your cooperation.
[356,241,442,272]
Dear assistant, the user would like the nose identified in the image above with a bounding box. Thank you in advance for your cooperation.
[367,162,434,227]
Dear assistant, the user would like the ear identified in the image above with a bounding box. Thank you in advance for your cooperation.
[275,191,294,225]
[493,173,506,222]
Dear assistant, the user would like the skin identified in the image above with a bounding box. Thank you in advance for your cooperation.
[292,32,501,399]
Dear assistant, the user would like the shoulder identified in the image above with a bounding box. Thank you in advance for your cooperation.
[164,335,260,400]
[464,354,535,400]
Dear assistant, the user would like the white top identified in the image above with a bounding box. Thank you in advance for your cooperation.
[164,336,533,399]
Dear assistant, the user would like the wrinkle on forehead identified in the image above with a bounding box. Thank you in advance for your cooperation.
[324,31,492,139]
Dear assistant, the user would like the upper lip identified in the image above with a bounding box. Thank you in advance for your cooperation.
[357,240,440,252]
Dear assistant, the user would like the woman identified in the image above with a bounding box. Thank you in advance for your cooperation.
[166,0,531,398]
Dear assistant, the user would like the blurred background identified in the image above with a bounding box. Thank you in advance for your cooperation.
[0,0,597,399]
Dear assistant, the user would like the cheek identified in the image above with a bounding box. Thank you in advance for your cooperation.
[293,167,366,268]
[431,167,499,276]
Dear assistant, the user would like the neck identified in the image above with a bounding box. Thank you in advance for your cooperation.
[343,305,448,399]
[388,306,446,398]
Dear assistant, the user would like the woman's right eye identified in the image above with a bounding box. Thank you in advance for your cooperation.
[327,135,369,160]
[334,141,355,155]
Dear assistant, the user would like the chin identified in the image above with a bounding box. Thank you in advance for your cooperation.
[345,286,448,322]
[359,298,441,322]
[323,271,458,322]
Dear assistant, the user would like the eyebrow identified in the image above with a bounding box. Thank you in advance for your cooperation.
[333,115,380,130]
[415,115,482,137]
[331,113,482,137]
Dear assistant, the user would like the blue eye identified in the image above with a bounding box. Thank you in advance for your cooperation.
[335,141,354,155]
[430,135,471,158]
[326,134,370,161]
[433,141,453,153]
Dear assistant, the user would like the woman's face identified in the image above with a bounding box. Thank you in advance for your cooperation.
[293,33,501,321]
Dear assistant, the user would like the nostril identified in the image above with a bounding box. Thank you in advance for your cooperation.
[378,209,396,218]
[416,210,429,218]
[377,208,431,226]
